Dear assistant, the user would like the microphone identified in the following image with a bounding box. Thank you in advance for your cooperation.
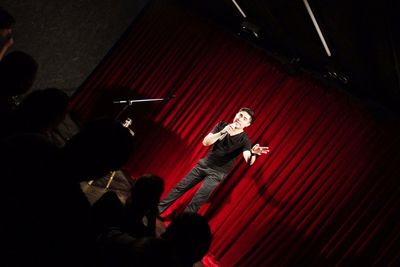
[219,122,239,140]
[113,100,129,104]
[219,132,228,140]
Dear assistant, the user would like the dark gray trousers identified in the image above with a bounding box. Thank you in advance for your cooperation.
[158,161,226,214]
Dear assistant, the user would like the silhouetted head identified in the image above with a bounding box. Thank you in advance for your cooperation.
[0,51,38,97]
[0,7,15,30]
[128,174,164,210]
[161,212,212,266]
[63,117,134,180]
[15,88,69,132]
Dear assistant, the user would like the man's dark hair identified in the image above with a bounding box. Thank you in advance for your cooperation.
[0,7,15,29]
[239,107,255,122]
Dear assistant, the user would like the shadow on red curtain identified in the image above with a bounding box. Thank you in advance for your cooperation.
[70,1,400,266]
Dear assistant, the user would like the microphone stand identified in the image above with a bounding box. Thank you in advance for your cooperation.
[90,96,173,189]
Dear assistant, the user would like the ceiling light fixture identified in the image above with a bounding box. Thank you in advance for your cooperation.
[231,0,247,18]
[302,0,332,57]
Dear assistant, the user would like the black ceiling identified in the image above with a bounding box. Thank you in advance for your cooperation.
[180,0,400,115]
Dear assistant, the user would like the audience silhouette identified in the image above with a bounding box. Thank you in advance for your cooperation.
[0,6,15,60]
[1,117,135,266]
[0,8,213,264]
[5,87,69,145]
[0,50,38,131]
[91,174,164,242]
[96,212,212,267]
[122,174,164,238]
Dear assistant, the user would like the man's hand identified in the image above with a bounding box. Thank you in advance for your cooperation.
[221,122,239,134]
[251,144,270,156]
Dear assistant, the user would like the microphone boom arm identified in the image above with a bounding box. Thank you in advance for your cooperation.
[113,95,175,120]
[113,98,166,105]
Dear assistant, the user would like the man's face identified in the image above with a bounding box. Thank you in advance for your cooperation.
[233,111,252,129]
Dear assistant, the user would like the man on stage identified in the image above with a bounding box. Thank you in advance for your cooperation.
[158,107,269,218]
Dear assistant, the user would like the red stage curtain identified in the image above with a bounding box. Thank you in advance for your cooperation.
[70,1,400,266]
